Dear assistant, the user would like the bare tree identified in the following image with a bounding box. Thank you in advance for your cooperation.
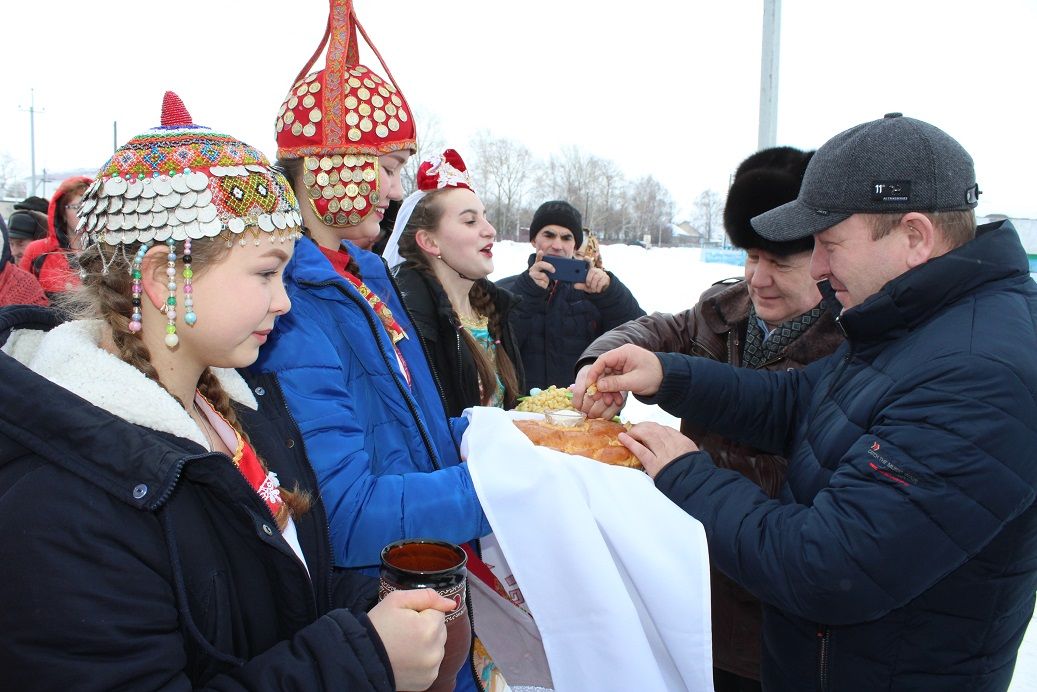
[0,153,25,198]
[627,175,675,246]
[401,109,445,197]
[469,131,533,241]
[693,189,725,244]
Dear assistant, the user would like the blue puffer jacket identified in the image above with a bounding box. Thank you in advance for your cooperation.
[497,254,644,390]
[252,238,491,572]
[648,221,1037,691]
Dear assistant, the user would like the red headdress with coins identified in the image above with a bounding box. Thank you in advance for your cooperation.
[276,0,416,228]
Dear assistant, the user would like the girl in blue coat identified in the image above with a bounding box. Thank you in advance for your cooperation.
[253,1,490,574]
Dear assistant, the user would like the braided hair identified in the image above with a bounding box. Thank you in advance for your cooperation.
[68,238,310,530]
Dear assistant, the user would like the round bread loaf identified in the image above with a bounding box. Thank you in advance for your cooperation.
[513,418,641,469]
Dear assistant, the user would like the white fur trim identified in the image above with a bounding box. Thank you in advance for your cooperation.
[6,320,258,448]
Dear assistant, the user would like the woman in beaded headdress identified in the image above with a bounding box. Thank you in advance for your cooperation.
[0,92,455,691]
[254,0,492,573]
[382,149,524,417]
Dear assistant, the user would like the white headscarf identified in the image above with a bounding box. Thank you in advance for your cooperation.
[381,189,427,270]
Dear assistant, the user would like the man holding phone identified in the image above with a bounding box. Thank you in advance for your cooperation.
[497,200,644,391]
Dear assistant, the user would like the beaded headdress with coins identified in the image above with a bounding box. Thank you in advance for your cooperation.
[276,0,416,228]
[76,91,302,347]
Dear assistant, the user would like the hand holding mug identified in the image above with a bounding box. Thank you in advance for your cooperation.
[368,588,455,691]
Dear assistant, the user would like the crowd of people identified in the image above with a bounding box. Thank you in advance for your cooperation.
[1,1,1035,691]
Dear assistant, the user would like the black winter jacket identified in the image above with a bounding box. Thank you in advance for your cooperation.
[0,305,394,691]
[497,254,644,391]
[646,221,1037,690]
[394,265,524,415]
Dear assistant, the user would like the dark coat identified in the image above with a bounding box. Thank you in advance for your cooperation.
[646,221,1037,690]
[578,279,844,679]
[394,265,525,416]
[497,253,644,391]
[0,305,394,691]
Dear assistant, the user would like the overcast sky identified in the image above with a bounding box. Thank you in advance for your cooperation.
[2,0,1035,219]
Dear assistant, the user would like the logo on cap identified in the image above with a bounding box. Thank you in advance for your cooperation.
[872,181,911,204]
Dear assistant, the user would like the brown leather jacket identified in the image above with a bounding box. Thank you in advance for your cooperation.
[577,279,844,680]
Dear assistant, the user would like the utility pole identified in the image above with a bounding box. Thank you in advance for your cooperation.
[758,0,781,150]
[18,89,43,195]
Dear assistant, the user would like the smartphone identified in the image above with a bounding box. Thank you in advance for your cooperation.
[542,255,589,283]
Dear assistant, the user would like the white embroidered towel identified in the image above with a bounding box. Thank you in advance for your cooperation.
[462,407,713,692]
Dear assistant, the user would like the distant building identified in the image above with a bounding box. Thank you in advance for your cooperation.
[671,221,710,246]
[15,168,96,200]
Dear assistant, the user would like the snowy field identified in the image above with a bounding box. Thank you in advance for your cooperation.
[487,239,1037,691]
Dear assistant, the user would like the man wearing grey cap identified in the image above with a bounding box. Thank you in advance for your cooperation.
[579,114,1037,690]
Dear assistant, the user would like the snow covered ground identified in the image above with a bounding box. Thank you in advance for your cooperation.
[487,239,1037,690]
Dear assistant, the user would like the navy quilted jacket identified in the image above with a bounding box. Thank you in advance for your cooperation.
[497,254,644,390]
[649,221,1037,690]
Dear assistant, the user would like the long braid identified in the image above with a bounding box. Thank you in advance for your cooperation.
[70,240,310,531]
[71,243,173,398]
[197,368,311,530]
[470,282,520,408]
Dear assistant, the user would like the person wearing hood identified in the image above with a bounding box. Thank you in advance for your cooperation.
[0,214,48,307]
[496,199,644,391]
[573,146,845,690]
[18,176,92,297]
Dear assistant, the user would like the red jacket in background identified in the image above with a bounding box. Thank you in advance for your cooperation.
[19,176,92,295]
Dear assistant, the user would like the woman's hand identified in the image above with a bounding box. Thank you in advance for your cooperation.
[367,588,456,690]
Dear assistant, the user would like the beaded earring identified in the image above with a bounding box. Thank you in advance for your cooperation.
[163,238,179,348]
[128,243,151,334]
[183,238,197,326]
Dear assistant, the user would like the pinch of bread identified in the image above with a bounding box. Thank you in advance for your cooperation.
[586,382,598,396]
[513,419,641,469]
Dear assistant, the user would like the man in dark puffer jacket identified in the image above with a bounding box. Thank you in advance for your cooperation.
[497,200,644,391]
[580,114,1037,691]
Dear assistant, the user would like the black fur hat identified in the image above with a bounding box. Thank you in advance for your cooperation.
[724,146,814,256]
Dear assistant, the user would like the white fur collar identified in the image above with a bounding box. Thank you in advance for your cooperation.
[3,320,257,448]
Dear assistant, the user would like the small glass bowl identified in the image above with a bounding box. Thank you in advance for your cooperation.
[545,409,587,427]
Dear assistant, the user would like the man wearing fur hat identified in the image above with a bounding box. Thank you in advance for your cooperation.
[497,199,644,391]
[574,147,844,690]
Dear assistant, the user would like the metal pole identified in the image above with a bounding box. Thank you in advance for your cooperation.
[29,90,37,195]
[758,0,781,149]
[114,121,118,152]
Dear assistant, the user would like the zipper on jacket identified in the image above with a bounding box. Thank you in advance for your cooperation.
[466,539,487,692]
[817,625,831,692]
[302,278,443,470]
[691,338,721,362]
